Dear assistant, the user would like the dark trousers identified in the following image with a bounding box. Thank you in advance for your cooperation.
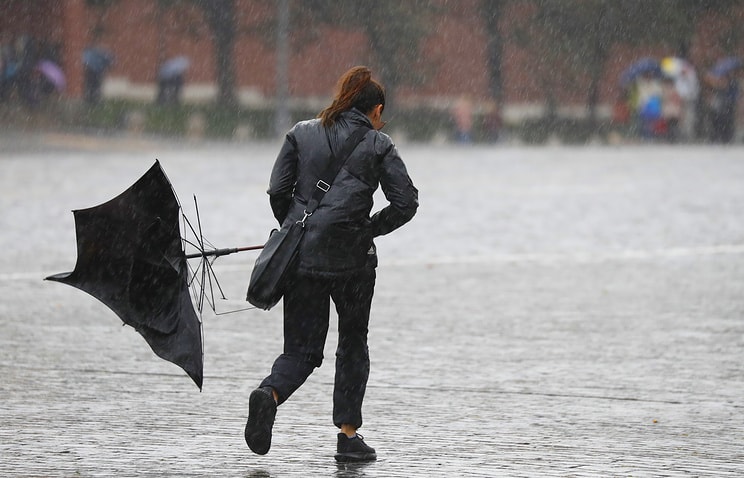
[84,69,103,105]
[156,76,183,105]
[260,267,375,429]
[710,110,735,143]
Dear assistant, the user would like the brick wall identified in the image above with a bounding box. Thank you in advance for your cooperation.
[1,0,742,113]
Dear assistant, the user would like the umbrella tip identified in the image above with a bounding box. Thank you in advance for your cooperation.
[44,272,72,282]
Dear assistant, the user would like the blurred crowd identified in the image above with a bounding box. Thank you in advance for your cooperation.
[0,34,65,108]
[1,32,189,109]
[2,32,741,145]
[613,56,742,144]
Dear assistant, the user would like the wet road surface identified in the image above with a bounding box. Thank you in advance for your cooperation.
[1,133,743,476]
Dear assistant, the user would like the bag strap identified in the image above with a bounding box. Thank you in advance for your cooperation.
[302,126,370,218]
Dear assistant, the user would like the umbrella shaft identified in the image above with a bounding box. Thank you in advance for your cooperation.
[185,245,263,259]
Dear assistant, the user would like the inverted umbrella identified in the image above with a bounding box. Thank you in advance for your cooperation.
[46,161,261,390]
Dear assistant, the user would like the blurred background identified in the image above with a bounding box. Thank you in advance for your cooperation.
[0,0,743,145]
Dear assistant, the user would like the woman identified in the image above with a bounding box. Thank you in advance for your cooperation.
[244,66,418,462]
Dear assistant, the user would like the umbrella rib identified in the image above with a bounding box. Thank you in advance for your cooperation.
[180,209,205,254]
[198,264,215,313]
[194,196,209,315]
[206,258,216,310]
[176,192,263,318]
[180,209,222,315]
[194,195,205,252]
[185,259,200,306]
[204,256,228,301]
[186,258,203,290]
[214,306,258,316]
[202,236,217,251]
[181,211,208,298]
[182,237,203,253]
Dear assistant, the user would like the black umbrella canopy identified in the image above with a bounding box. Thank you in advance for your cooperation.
[46,161,203,390]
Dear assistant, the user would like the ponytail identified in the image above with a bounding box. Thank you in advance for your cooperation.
[318,66,385,127]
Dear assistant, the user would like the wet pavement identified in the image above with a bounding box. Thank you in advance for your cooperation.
[1,132,743,476]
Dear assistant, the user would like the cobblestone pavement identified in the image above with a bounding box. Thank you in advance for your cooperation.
[1,133,743,476]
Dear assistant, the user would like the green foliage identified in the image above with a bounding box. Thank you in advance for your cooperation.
[62,100,455,141]
[0,98,623,145]
[391,107,452,141]
[298,0,439,94]
[516,117,604,144]
[145,105,190,135]
[77,100,130,129]
[203,106,276,138]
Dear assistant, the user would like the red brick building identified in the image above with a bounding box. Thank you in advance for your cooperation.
[1,0,742,119]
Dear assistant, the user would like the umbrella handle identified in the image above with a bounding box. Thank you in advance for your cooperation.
[185,245,263,260]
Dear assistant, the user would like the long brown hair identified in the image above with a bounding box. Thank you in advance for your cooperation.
[318,66,385,127]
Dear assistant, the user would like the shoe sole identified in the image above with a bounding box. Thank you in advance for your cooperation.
[244,389,276,455]
[334,452,377,463]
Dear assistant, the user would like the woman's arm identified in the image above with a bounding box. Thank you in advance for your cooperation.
[267,132,299,224]
[371,140,419,237]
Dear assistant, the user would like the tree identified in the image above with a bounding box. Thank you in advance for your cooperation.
[191,0,237,107]
[528,1,628,127]
[299,0,438,113]
[481,0,507,106]
[85,0,117,39]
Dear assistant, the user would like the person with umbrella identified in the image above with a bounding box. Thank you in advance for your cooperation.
[35,59,66,95]
[635,70,664,140]
[704,57,742,143]
[11,34,39,107]
[83,46,114,105]
[243,66,419,462]
[619,58,663,140]
[661,57,699,142]
[157,56,189,105]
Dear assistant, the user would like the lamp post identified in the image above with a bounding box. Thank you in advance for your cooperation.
[274,0,291,137]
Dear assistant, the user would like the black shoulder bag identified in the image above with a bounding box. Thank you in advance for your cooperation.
[247,126,370,310]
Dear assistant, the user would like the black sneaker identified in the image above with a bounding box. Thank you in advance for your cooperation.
[334,433,377,462]
[244,387,277,455]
